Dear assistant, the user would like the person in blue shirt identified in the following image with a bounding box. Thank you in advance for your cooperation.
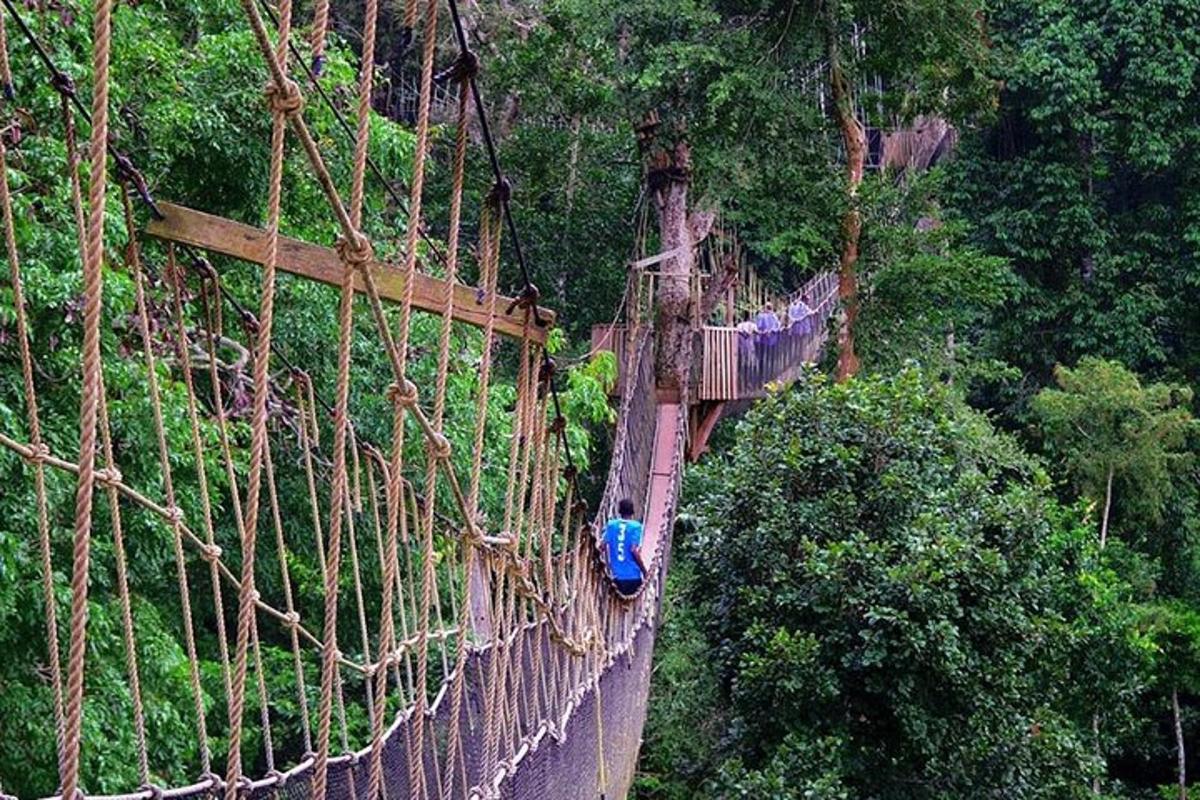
[604,498,647,596]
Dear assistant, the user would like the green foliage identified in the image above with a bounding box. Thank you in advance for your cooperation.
[949,0,1200,391]
[650,371,1146,798]
[855,174,1015,379]
[1032,357,1196,538]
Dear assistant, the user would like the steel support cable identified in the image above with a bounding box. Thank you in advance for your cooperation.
[443,0,590,526]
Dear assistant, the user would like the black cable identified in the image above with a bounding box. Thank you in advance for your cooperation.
[444,0,587,501]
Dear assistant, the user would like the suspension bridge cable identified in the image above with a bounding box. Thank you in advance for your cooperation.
[444,0,588,506]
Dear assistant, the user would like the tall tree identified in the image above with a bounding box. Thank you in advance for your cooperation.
[951,0,1200,391]
[1032,357,1195,548]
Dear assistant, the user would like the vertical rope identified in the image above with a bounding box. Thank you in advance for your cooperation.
[365,448,399,800]
[124,184,214,784]
[310,0,331,74]
[467,203,502,514]
[264,442,313,755]
[225,0,293,792]
[96,387,152,787]
[60,1,113,794]
[0,4,12,101]
[0,126,66,772]
[314,0,376,794]
[193,279,238,713]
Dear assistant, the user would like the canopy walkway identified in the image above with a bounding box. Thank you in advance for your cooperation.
[0,1,838,798]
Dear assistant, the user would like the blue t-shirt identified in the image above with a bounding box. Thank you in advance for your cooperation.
[604,517,644,581]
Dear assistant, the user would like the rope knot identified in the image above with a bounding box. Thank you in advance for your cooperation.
[387,379,419,408]
[96,466,123,488]
[505,283,540,317]
[49,69,77,98]
[538,357,557,386]
[283,611,301,628]
[190,256,218,283]
[266,769,288,790]
[200,543,223,563]
[200,771,226,796]
[436,50,480,84]
[238,307,260,335]
[23,442,50,465]
[139,782,165,800]
[165,505,185,526]
[428,433,452,460]
[487,177,511,208]
[562,464,578,481]
[265,79,305,116]
[336,232,374,268]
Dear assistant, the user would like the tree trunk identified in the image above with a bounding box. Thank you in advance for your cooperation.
[650,139,695,396]
[565,112,582,212]
[1100,465,1114,549]
[825,3,865,382]
[1093,464,1115,791]
[1176,687,1188,800]
[1093,713,1102,794]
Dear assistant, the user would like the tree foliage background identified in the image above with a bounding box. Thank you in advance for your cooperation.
[4,0,1200,797]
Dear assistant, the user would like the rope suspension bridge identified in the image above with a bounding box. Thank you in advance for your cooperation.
[0,1,837,798]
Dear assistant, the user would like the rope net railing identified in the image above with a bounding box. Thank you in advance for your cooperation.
[0,1,689,800]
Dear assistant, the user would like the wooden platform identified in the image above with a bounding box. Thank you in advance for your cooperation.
[147,202,552,343]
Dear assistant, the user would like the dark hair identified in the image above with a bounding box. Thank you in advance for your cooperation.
[618,498,635,518]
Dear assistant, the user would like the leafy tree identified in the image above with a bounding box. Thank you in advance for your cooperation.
[1138,603,1200,800]
[647,370,1145,798]
[853,173,1014,380]
[949,0,1200,392]
[1032,357,1196,548]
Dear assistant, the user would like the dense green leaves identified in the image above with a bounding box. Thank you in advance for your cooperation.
[643,372,1147,798]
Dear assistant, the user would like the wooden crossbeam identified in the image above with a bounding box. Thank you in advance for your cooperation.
[145,202,552,343]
